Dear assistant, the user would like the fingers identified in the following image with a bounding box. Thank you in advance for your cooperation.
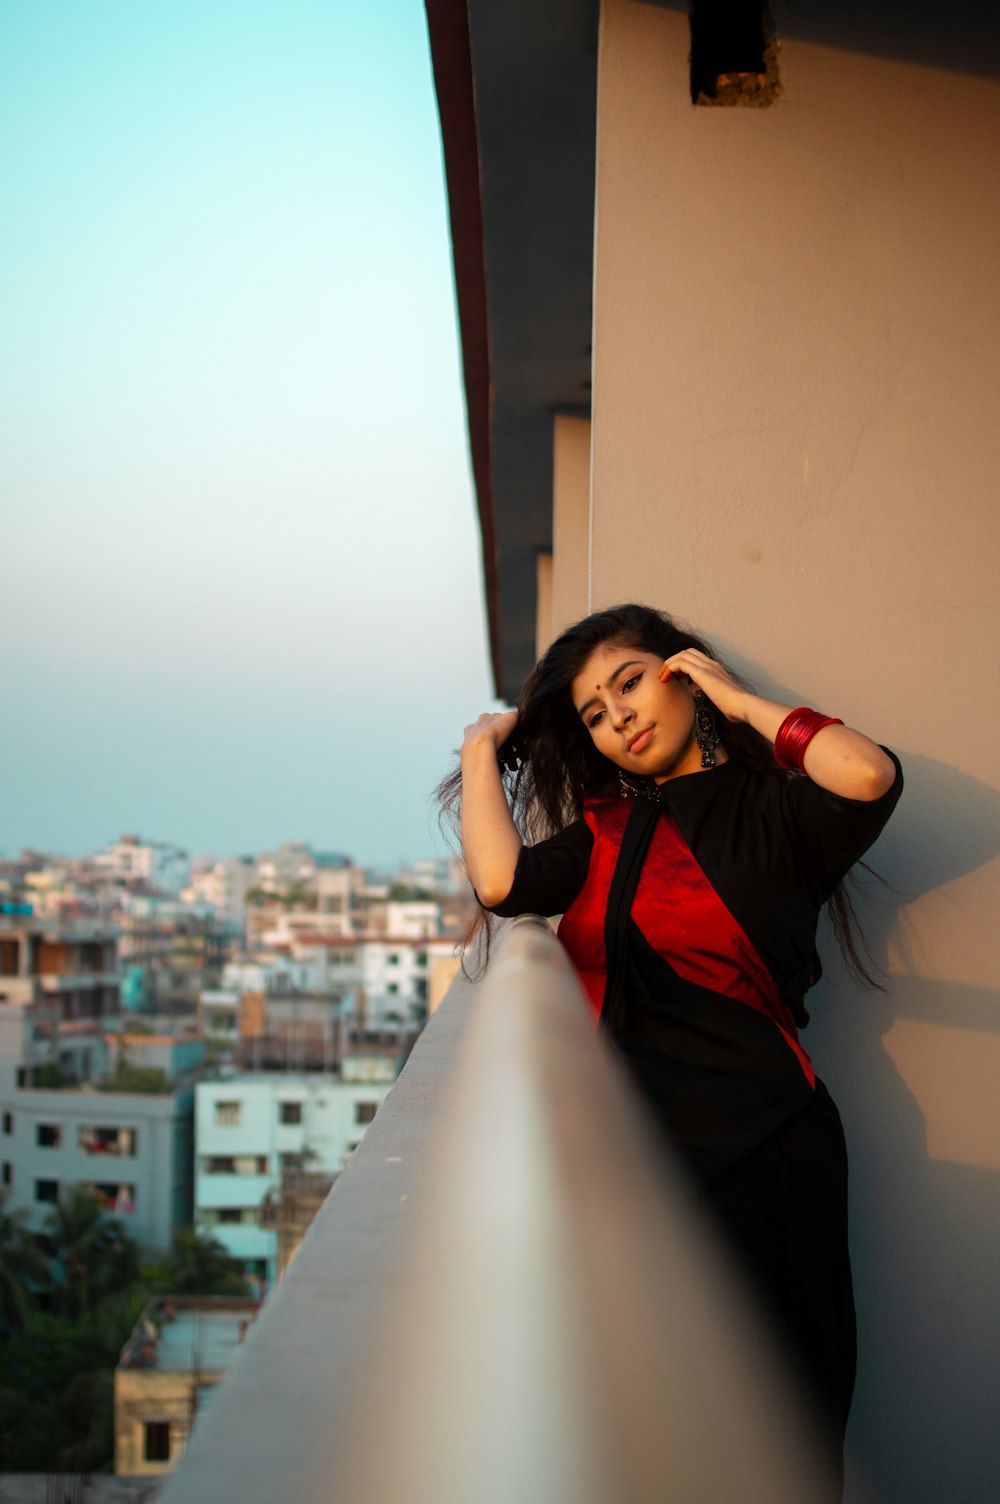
[462,708,518,747]
[659,648,713,683]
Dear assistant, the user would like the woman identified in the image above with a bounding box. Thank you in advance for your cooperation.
[451,604,902,1478]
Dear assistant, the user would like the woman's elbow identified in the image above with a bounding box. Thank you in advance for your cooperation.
[475,876,515,909]
[857,750,898,801]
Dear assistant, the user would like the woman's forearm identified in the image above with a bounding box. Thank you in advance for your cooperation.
[460,739,523,905]
[740,695,897,801]
[661,649,898,803]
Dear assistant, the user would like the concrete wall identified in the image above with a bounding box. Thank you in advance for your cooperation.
[114,1367,194,1476]
[535,550,554,657]
[590,4,1000,1501]
[552,413,592,634]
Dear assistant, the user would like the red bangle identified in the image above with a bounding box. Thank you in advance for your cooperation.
[773,708,844,771]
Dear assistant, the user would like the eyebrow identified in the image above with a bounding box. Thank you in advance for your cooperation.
[575,660,645,719]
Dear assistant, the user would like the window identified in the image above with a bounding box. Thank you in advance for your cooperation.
[202,1155,237,1174]
[416,951,428,967]
[144,1421,171,1463]
[79,1125,137,1157]
[2,1111,12,1135]
[387,953,400,966]
[214,1100,241,1127]
[36,1123,62,1149]
[202,1154,268,1175]
[278,1102,302,1125]
[2,1163,11,1186]
[354,1102,378,1125]
[215,1207,257,1225]
[386,982,399,995]
[35,1179,59,1203]
[85,1182,136,1214]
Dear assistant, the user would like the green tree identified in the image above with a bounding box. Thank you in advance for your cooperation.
[0,1190,50,1336]
[102,1062,170,1094]
[166,1226,247,1296]
[284,880,315,907]
[33,1063,70,1089]
[0,1385,60,1471]
[388,882,433,902]
[244,887,279,907]
[57,1369,115,1472]
[42,1186,140,1319]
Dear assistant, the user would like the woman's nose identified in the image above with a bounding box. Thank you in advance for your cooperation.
[611,703,634,730]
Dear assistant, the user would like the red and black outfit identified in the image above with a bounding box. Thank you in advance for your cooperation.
[486,752,902,1469]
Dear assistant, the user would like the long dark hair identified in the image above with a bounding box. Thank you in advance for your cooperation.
[439,603,883,986]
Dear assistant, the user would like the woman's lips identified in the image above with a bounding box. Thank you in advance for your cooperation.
[627,726,654,754]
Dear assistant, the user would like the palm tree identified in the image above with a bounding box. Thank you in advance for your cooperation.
[166,1226,247,1296]
[0,1189,49,1335]
[42,1185,139,1319]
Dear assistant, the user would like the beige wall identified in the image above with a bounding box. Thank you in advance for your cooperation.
[115,1368,196,1475]
[552,414,592,634]
[592,4,1000,1500]
[535,549,554,659]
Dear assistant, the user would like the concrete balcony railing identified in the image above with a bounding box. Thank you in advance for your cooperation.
[158,917,834,1504]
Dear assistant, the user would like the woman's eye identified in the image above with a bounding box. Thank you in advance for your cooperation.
[622,674,640,693]
[588,711,604,729]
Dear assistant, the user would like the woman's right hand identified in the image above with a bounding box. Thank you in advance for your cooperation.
[461,709,519,756]
[459,709,523,907]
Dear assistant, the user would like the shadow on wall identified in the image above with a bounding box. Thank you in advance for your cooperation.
[805,752,1000,1504]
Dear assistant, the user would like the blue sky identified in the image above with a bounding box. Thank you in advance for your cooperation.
[0,0,494,868]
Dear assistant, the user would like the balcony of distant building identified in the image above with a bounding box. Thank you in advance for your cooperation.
[0,915,121,1021]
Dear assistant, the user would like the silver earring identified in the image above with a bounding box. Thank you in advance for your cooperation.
[693,690,720,768]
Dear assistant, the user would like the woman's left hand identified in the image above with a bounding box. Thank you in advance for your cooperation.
[659,649,751,723]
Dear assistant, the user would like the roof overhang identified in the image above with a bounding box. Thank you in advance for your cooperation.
[426,0,598,701]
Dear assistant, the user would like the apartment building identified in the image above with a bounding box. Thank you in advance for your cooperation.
[182,857,257,926]
[195,1074,391,1286]
[115,1295,260,1476]
[0,914,120,1023]
[94,836,190,896]
[0,1082,194,1250]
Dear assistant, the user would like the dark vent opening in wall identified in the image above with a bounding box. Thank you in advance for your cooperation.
[690,1,780,107]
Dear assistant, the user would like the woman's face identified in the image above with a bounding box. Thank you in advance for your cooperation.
[569,643,706,783]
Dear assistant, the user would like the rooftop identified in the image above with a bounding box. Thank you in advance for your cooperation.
[119,1297,260,1375]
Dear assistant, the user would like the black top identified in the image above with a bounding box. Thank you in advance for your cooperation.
[485,753,903,1182]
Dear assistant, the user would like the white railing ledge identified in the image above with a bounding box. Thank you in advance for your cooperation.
[159,917,834,1504]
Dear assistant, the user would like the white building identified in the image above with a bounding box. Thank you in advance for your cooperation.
[219,955,324,996]
[182,857,257,925]
[195,1074,392,1287]
[94,837,191,897]
[256,843,315,896]
[313,863,362,933]
[0,996,196,1253]
[285,934,457,1028]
